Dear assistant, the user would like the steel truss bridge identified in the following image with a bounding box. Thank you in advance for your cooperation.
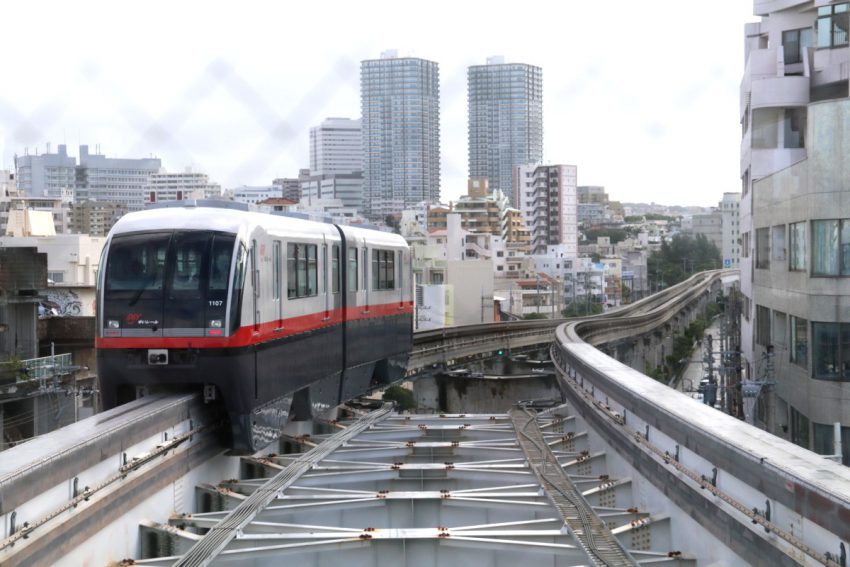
[1,270,848,566]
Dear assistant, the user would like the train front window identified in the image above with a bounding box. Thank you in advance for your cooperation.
[168,232,207,296]
[105,233,170,298]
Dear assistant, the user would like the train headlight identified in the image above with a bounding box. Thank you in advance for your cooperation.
[209,319,223,328]
[108,320,120,329]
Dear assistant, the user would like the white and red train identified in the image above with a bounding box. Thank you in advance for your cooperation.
[96,201,413,452]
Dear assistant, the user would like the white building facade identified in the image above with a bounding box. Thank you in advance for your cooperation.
[740,0,850,463]
[145,170,222,204]
[720,192,741,269]
[309,117,363,176]
[515,163,578,255]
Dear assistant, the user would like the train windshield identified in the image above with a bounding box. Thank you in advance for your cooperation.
[104,231,238,333]
[105,233,170,299]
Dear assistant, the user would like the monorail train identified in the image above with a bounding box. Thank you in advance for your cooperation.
[96,201,413,452]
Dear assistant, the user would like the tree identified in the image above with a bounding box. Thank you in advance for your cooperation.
[383,385,416,411]
[561,303,603,317]
[523,312,548,320]
[647,234,721,289]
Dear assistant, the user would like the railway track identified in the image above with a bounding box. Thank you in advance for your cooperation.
[0,270,735,565]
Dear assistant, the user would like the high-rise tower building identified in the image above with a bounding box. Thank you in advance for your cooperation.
[468,56,543,201]
[361,50,440,219]
[740,1,850,464]
[309,117,363,176]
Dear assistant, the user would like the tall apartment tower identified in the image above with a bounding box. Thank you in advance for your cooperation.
[515,164,577,255]
[468,57,543,201]
[740,1,850,464]
[14,144,76,198]
[361,50,440,219]
[309,118,363,176]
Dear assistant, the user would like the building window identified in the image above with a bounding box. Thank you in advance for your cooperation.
[756,305,771,346]
[791,316,808,369]
[789,222,806,271]
[812,322,850,380]
[755,228,770,269]
[48,271,65,284]
[783,27,813,64]
[812,219,850,275]
[430,271,444,284]
[791,406,810,449]
[784,108,806,149]
[741,231,750,258]
[771,225,786,262]
[817,3,849,48]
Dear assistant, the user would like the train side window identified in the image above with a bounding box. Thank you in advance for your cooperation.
[332,245,340,293]
[348,247,358,291]
[362,247,368,292]
[287,243,296,298]
[371,249,395,290]
[273,241,281,301]
[287,242,319,299]
[296,244,307,297]
[307,245,318,296]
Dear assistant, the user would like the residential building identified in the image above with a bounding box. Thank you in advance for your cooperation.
[515,164,578,255]
[740,0,850,463]
[452,191,532,247]
[230,185,281,205]
[361,51,440,219]
[14,144,77,199]
[309,118,362,176]
[468,57,543,199]
[256,198,298,213]
[299,171,364,211]
[412,214,494,329]
[144,169,222,205]
[1,193,70,236]
[691,211,723,254]
[720,192,742,268]
[577,186,609,205]
[69,201,127,237]
[272,173,307,202]
[75,145,161,211]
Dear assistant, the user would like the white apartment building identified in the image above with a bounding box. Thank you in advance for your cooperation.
[514,163,578,255]
[0,233,105,316]
[14,144,76,198]
[720,192,741,269]
[145,170,222,204]
[75,145,161,211]
[309,118,363,176]
[741,0,850,463]
[229,185,281,205]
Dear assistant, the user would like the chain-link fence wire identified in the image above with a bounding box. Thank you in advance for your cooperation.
[0,52,476,205]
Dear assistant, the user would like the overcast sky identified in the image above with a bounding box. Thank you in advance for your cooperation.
[0,1,757,207]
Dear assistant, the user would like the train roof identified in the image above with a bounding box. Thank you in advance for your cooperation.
[107,202,408,248]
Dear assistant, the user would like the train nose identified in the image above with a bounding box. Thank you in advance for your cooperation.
[147,349,169,365]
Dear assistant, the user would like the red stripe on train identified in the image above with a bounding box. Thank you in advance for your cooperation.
[96,301,414,349]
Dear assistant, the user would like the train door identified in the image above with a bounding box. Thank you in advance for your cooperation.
[250,239,259,330]
[322,237,330,321]
[273,240,283,325]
